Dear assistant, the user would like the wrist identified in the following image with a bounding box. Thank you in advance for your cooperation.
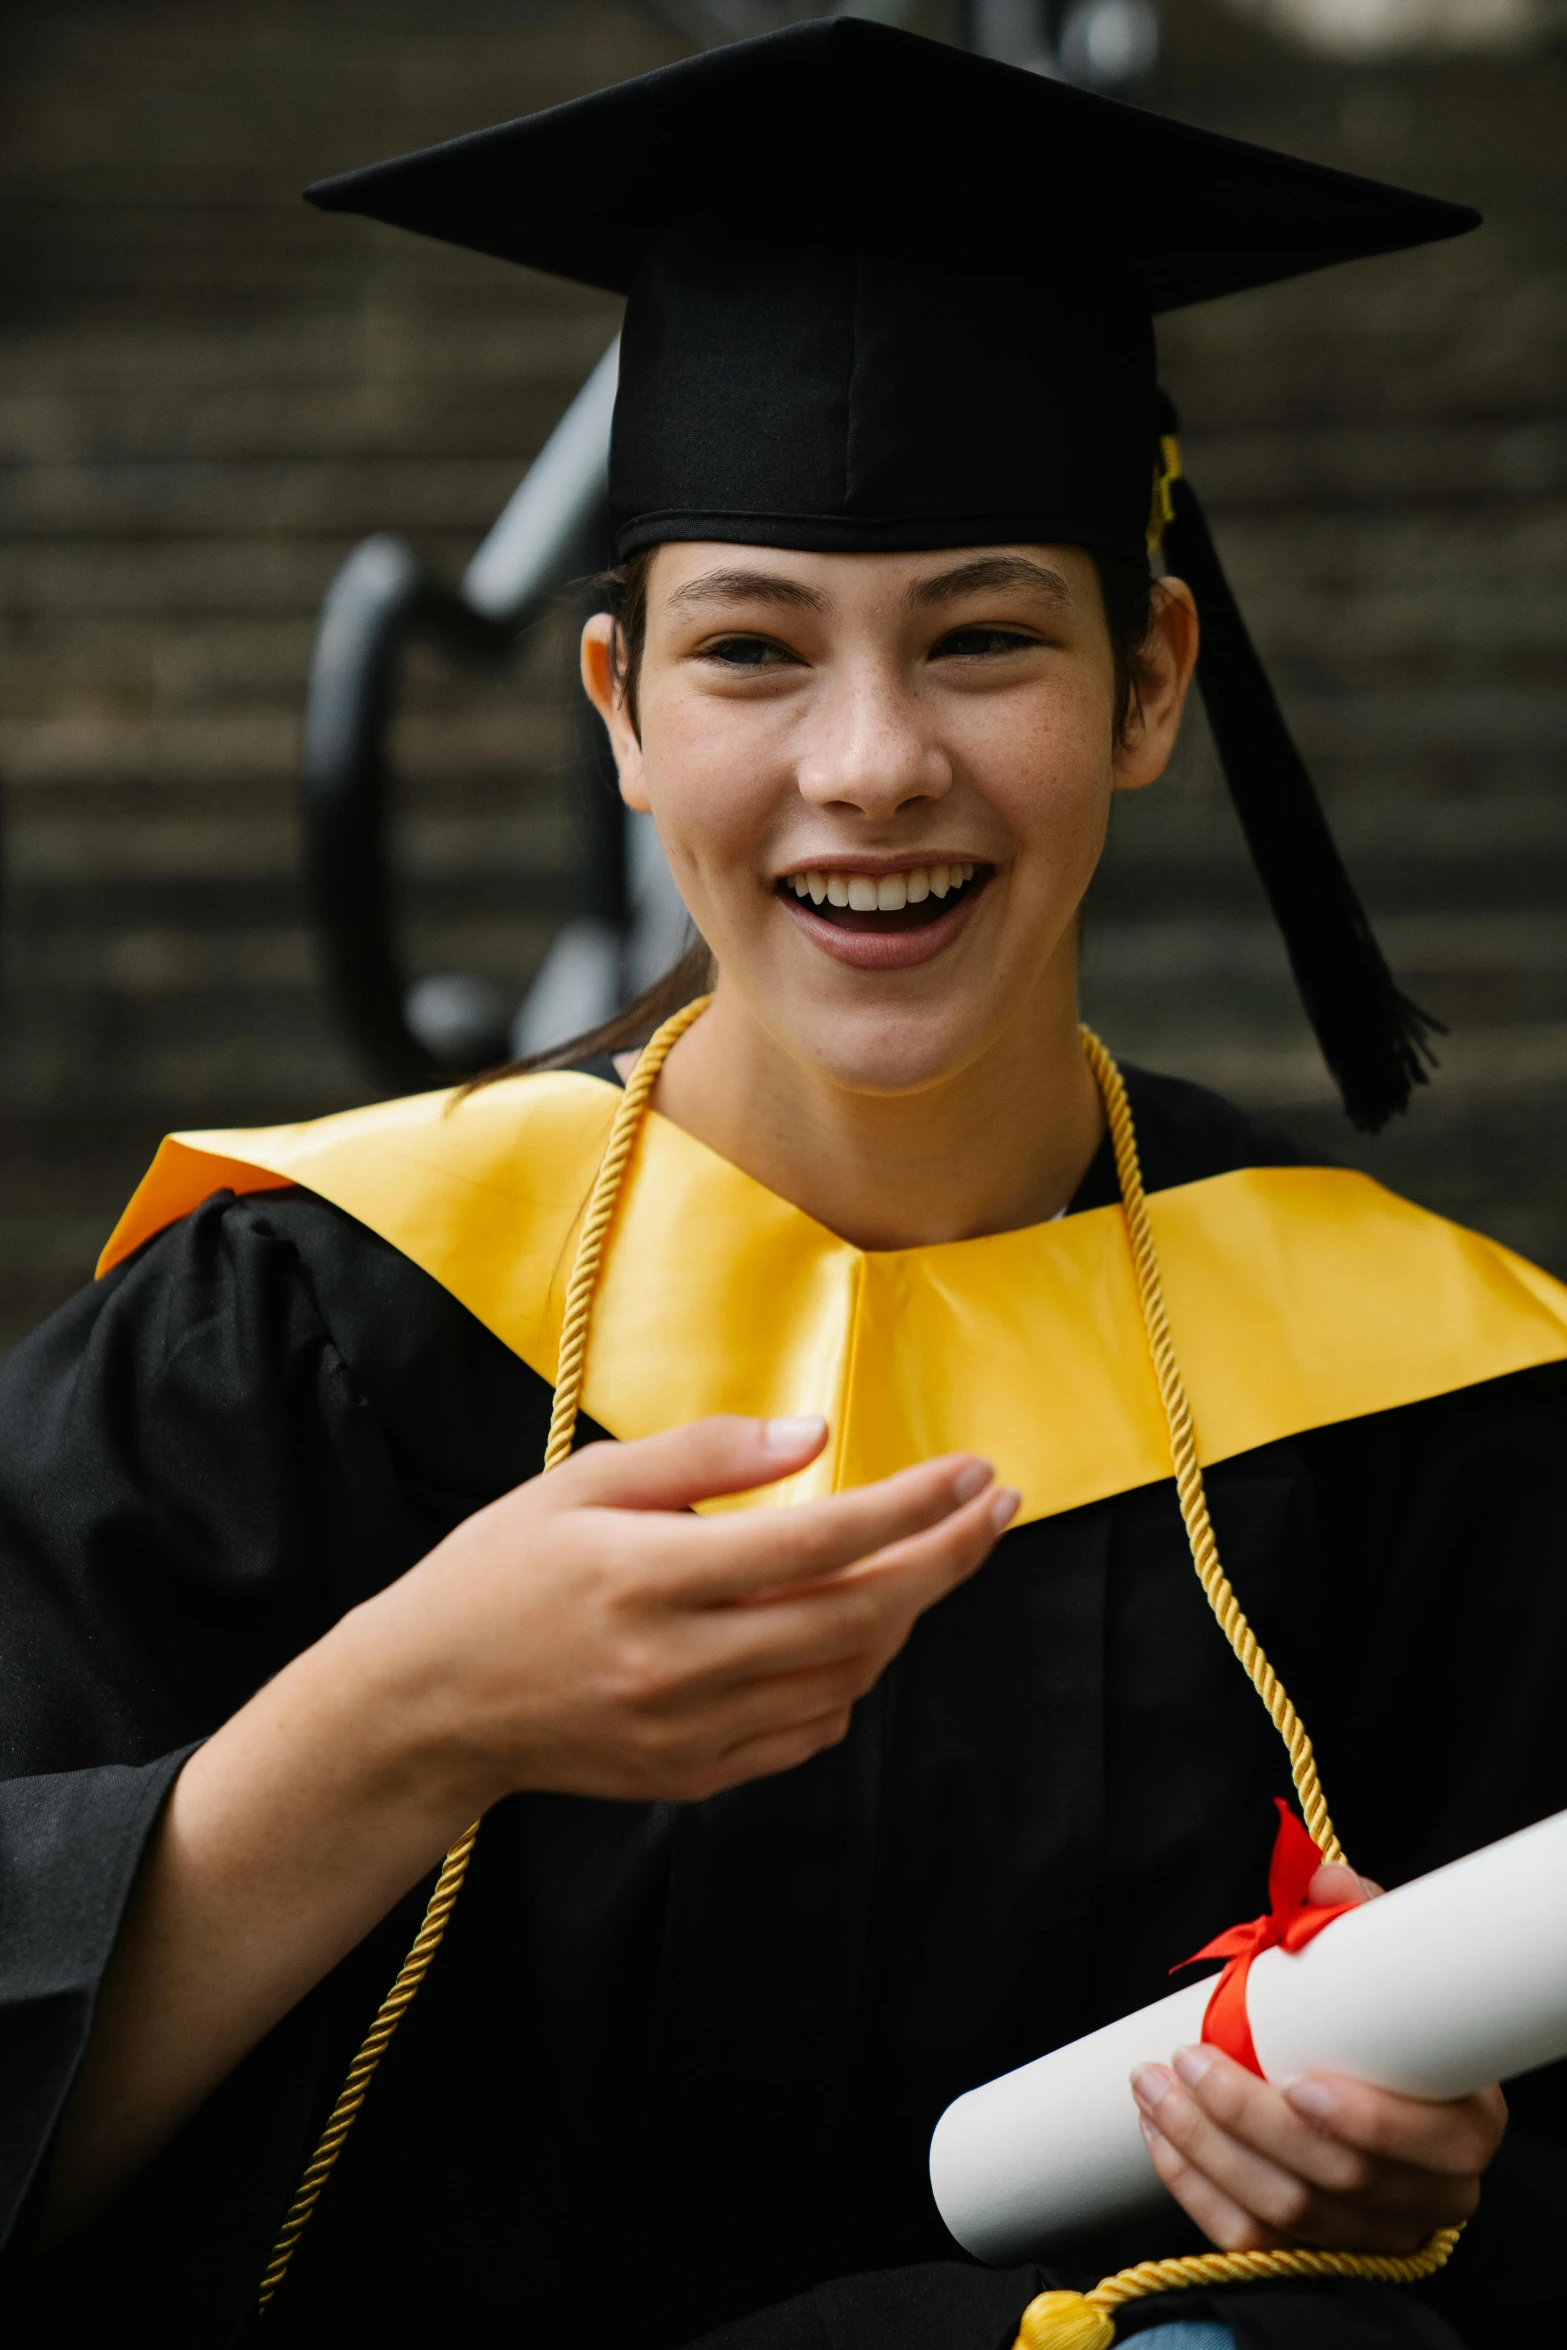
[306,1590,510,1841]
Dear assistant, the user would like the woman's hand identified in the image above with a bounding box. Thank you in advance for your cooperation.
[363,1410,1017,1809]
[1130,1867,1507,2253]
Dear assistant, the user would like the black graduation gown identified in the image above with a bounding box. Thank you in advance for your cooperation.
[0,1068,1563,2350]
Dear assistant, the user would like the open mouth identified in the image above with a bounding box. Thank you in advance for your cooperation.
[775,862,991,932]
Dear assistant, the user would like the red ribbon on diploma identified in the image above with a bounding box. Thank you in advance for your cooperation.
[1174,1799,1361,2076]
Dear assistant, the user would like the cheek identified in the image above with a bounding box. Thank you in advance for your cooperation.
[954,677,1115,860]
[633,684,792,898]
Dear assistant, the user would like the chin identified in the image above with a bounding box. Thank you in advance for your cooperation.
[785,1005,993,1100]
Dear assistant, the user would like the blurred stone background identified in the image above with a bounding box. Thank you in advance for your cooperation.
[0,0,1562,1351]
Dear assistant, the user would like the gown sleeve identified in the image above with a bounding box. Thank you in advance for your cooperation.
[0,1188,439,2328]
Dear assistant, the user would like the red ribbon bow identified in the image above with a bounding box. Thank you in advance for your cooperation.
[1174,1799,1360,2075]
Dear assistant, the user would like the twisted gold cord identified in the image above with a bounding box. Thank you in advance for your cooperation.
[1013,1033,1462,2348]
[257,997,710,2312]
[260,1004,1460,2329]
[1017,2232,1466,2350]
[1077,1028,1342,1865]
[543,994,713,1473]
[255,1820,479,2310]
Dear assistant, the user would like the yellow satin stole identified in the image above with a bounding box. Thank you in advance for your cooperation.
[98,1070,1567,1530]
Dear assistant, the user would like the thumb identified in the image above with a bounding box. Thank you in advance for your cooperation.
[1307,1862,1383,1908]
[550,1414,828,1514]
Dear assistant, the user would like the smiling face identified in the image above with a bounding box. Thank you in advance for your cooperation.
[581,540,1196,1100]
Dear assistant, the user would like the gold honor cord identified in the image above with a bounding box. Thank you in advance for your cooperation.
[1016,2237,1466,2350]
[1016,1034,1460,2350]
[256,998,710,2311]
[1076,1031,1344,1870]
[258,1000,1461,2323]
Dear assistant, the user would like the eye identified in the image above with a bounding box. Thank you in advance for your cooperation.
[698,634,800,669]
[930,625,1040,661]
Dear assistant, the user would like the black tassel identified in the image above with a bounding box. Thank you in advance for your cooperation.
[1159,469,1441,1132]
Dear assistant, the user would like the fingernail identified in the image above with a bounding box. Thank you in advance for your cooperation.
[1285,2078,1335,2121]
[1130,2063,1170,2109]
[989,1486,1021,1531]
[1174,2045,1213,2088]
[764,1415,826,1453]
[952,1459,992,1503]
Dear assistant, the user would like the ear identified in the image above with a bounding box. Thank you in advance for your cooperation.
[580,612,651,813]
[1112,577,1200,794]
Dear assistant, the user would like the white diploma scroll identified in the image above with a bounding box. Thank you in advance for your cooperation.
[930,1805,1567,2263]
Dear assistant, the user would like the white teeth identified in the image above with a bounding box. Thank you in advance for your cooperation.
[784,863,978,907]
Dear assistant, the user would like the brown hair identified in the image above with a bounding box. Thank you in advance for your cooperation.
[479,540,1161,1079]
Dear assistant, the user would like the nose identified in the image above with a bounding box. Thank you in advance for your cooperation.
[793,658,952,820]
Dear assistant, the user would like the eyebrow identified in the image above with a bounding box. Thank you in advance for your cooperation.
[907,556,1074,609]
[665,567,829,616]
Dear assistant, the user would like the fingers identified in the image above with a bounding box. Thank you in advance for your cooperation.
[670,1453,1013,1605]
[529,1475,1016,1801]
[1133,2051,1370,2246]
[549,1418,1017,1615]
[708,1704,858,1791]
[1280,2072,1507,2175]
[655,1575,908,1695]
[1131,2046,1492,2254]
[464,1424,1018,1808]
[555,1415,830,1512]
[580,1658,874,1803]
[1134,2102,1280,2253]
[416,1416,1023,1812]
[739,1463,1015,1620]
[641,1698,862,1805]
[584,1492,1007,1733]
[554,1419,1011,1607]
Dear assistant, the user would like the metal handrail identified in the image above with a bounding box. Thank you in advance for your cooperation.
[299,342,622,1087]
[462,340,619,620]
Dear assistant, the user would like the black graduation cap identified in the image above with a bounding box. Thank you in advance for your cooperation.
[307,17,1478,1129]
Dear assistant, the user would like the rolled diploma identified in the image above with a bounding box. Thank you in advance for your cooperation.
[930,1805,1567,2263]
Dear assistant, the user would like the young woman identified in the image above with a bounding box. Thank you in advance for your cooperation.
[1,21,1563,2350]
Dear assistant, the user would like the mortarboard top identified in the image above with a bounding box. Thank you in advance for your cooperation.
[305,15,1473,306]
[307,17,1476,567]
[306,18,1479,1129]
